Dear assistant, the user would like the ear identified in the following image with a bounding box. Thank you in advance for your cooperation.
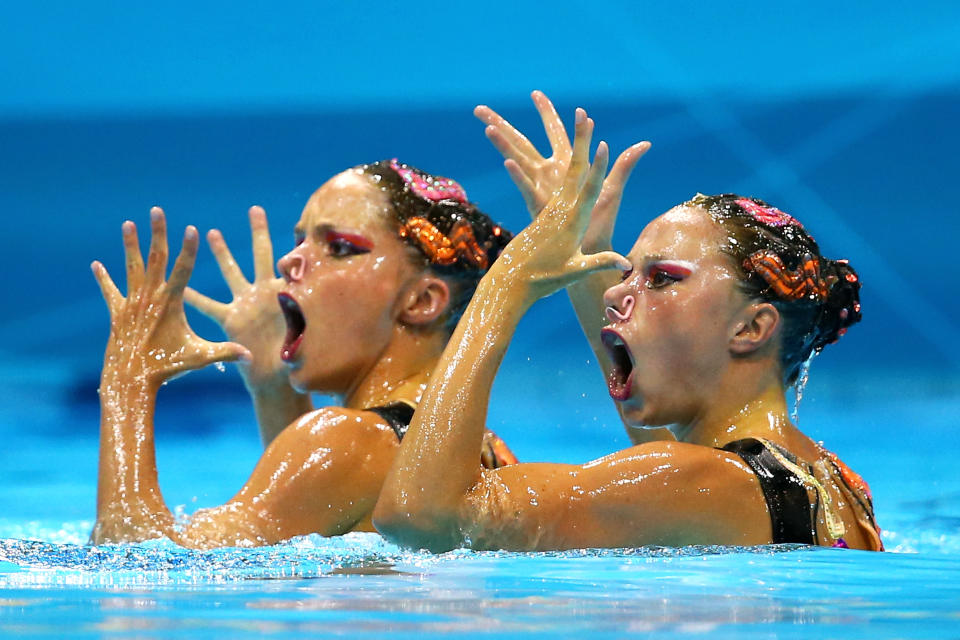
[730,302,780,355]
[397,275,451,326]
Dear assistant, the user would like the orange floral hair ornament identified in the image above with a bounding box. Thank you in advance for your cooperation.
[398,216,490,270]
[744,250,831,301]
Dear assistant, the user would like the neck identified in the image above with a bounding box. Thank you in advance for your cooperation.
[670,365,792,448]
[343,324,447,410]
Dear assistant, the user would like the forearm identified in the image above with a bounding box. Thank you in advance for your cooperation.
[568,276,674,444]
[248,379,313,446]
[375,277,527,550]
[93,369,175,543]
[567,271,618,375]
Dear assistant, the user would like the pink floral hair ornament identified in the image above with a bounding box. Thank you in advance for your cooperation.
[735,198,802,228]
[389,159,469,205]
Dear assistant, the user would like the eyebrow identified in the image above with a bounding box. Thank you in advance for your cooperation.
[643,255,697,276]
[325,229,375,250]
[293,222,363,240]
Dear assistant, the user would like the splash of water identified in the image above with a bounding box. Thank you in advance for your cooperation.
[790,353,816,423]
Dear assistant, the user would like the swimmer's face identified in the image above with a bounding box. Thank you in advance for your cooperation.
[276,170,428,395]
[600,205,751,427]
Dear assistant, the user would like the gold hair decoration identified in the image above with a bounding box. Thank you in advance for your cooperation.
[744,251,829,301]
[398,217,489,270]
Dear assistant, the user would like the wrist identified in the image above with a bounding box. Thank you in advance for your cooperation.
[477,268,536,315]
[244,370,298,394]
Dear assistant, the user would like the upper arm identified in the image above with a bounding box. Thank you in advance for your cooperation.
[179,407,400,547]
[463,442,772,550]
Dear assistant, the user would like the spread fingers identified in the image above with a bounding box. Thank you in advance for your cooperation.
[207,228,248,295]
[249,206,275,282]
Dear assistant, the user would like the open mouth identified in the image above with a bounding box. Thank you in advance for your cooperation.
[601,328,635,401]
[278,293,305,363]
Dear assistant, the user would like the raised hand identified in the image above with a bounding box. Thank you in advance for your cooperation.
[475,90,571,216]
[476,91,650,254]
[490,108,630,301]
[183,206,288,390]
[91,207,250,387]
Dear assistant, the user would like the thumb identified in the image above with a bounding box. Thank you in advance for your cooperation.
[197,339,253,367]
[565,250,631,279]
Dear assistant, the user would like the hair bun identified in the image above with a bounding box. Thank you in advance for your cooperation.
[363,159,512,274]
[813,259,862,352]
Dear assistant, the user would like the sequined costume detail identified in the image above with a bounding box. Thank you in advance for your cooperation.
[722,438,883,549]
[389,159,468,204]
[734,197,802,228]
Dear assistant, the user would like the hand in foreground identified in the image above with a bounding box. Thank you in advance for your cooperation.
[184,206,288,389]
[490,108,631,301]
[476,91,650,253]
[91,207,250,387]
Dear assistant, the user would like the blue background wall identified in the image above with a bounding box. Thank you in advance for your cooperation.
[1,2,958,435]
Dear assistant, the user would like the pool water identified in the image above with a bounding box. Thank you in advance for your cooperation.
[1,360,958,638]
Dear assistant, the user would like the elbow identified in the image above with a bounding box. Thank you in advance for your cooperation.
[372,496,462,553]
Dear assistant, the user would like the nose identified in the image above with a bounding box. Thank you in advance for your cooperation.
[278,251,306,283]
[603,283,635,324]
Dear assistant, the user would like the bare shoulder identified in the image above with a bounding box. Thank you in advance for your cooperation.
[609,440,761,479]
[273,406,401,453]
[470,441,772,549]
[223,405,402,541]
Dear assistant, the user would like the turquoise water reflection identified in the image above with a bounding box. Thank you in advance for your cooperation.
[1,368,958,637]
[2,532,959,638]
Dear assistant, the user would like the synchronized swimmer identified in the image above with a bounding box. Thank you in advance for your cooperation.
[91,92,881,552]
[91,160,514,548]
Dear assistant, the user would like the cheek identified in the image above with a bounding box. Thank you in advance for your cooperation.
[636,289,732,364]
[336,266,403,324]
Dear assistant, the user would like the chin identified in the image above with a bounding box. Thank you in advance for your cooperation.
[617,399,664,430]
[288,374,310,394]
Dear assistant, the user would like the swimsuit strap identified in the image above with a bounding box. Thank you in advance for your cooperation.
[722,438,819,544]
[366,402,416,441]
[365,402,518,470]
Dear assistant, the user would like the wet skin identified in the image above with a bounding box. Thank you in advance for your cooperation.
[600,206,756,433]
[91,171,456,548]
[474,90,673,446]
[276,170,448,406]
[374,113,879,552]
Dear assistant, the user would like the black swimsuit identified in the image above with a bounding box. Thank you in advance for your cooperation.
[365,402,518,470]
[366,402,415,441]
[722,438,816,544]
